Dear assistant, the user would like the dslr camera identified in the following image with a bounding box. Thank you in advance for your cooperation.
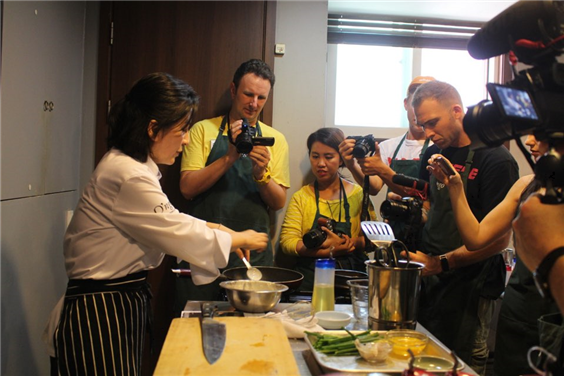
[234,118,275,154]
[464,1,564,201]
[347,134,377,158]
[380,197,423,226]
[302,217,339,249]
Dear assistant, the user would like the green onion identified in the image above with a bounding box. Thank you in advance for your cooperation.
[305,331,382,356]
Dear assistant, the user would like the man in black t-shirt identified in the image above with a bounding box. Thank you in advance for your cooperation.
[407,80,519,375]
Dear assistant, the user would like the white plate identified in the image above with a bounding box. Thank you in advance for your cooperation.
[304,330,465,373]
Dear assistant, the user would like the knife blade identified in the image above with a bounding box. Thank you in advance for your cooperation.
[200,302,226,365]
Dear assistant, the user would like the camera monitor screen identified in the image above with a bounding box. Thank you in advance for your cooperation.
[487,83,540,121]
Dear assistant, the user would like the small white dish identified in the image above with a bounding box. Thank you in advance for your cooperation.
[315,311,351,329]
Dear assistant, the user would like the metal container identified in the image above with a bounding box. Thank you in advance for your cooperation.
[365,259,424,330]
[219,280,288,313]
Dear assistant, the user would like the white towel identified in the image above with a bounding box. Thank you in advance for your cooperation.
[262,310,324,338]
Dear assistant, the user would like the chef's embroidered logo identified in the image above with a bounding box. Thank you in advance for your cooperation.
[154,201,174,213]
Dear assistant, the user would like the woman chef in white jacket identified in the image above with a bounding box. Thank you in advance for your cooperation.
[45,72,268,375]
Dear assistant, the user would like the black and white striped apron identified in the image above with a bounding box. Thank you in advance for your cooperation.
[53,271,152,376]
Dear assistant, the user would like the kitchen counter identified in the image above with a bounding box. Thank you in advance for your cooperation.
[178,301,479,375]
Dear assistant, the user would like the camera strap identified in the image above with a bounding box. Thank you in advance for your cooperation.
[313,179,351,226]
[361,175,371,222]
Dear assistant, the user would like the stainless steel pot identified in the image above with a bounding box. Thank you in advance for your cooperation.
[365,259,424,330]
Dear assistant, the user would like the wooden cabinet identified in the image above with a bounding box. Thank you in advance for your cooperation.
[1,2,85,200]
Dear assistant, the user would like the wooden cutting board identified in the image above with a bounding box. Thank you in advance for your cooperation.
[153,317,300,375]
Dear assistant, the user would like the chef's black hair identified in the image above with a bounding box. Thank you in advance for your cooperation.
[232,59,275,89]
[107,72,199,162]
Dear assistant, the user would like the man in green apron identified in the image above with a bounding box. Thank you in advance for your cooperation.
[407,80,518,375]
[175,59,290,306]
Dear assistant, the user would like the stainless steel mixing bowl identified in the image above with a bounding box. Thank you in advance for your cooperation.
[219,280,289,313]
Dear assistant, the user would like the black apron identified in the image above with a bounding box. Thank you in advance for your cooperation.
[175,116,273,303]
[494,257,562,375]
[417,150,489,365]
[54,272,152,376]
[387,134,430,250]
[295,178,364,292]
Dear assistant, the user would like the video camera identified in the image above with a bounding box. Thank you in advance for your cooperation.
[463,0,564,202]
[379,174,428,251]
[234,118,275,154]
[346,134,377,158]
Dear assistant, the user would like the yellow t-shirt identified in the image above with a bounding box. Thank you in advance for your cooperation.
[181,116,290,188]
[280,181,376,256]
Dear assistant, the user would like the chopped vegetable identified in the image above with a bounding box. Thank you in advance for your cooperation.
[305,330,382,356]
[355,338,392,363]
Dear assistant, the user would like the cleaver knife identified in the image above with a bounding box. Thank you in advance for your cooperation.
[200,302,226,364]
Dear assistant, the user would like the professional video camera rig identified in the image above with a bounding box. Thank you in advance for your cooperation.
[464,0,564,203]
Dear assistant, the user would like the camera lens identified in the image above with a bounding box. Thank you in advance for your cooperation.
[464,100,513,149]
[380,200,410,221]
[303,229,327,249]
[235,133,253,154]
[235,120,254,154]
[352,139,371,158]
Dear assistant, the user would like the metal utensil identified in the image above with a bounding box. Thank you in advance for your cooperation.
[361,221,399,267]
[200,303,226,364]
[241,256,262,281]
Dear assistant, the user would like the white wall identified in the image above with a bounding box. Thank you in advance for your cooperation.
[271,1,329,248]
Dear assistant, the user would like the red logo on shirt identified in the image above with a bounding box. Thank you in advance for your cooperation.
[453,164,479,180]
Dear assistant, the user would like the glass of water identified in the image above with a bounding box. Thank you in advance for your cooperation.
[347,279,369,322]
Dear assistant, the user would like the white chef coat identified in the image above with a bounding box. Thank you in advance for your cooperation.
[64,148,231,283]
[44,148,231,356]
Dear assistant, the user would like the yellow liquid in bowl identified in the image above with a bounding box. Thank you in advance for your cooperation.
[389,336,428,358]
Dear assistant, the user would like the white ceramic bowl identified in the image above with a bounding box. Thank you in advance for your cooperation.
[315,311,352,329]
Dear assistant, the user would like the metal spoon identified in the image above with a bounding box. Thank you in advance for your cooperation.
[241,257,262,281]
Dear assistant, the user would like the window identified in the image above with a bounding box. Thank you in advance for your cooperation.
[326,14,503,132]
[328,44,495,129]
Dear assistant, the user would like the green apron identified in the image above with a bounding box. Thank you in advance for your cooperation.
[494,254,562,375]
[417,150,490,365]
[295,178,361,292]
[175,116,273,303]
[387,134,430,250]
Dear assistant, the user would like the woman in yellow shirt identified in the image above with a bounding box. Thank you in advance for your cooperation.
[280,127,374,291]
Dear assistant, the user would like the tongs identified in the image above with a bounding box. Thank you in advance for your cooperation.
[361,221,410,268]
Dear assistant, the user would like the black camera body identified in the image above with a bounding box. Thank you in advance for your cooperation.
[347,134,377,158]
[234,118,275,154]
[380,197,423,226]
[302,218,338,249]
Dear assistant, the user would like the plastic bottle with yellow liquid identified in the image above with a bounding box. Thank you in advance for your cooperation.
[311,258,335,313]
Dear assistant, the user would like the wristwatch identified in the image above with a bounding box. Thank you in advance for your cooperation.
[533,247,564,299]
[253,168,271,186]
[439,254,450,272]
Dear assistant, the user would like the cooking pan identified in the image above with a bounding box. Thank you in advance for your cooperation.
[222,266,304,291]
[335,269,368,290]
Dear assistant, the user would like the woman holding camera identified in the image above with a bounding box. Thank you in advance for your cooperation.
[280,127,375,292]
[427,135,562,376]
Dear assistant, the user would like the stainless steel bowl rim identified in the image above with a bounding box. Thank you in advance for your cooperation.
[365,259,425,270]
[219,280,289,293]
